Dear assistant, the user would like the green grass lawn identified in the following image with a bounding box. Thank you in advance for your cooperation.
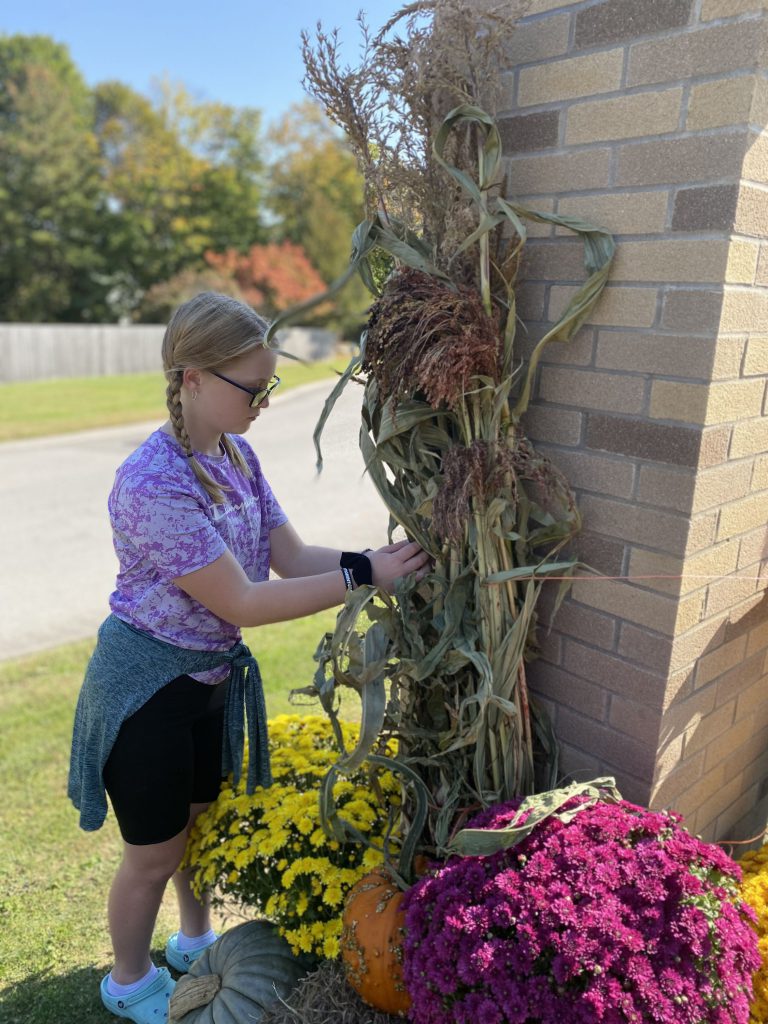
[0,360,342,443]
[0,609,355,1024]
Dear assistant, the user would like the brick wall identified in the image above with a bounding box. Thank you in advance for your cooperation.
[496,0,768,841]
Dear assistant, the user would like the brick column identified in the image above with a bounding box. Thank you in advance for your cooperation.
[496,0,768,841]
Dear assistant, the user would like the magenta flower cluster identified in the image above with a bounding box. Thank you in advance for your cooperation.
[401,798,760,1024]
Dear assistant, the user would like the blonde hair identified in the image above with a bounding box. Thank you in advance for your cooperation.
[162,292,271,504]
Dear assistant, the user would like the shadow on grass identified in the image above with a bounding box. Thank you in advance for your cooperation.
[0,953,183,1024]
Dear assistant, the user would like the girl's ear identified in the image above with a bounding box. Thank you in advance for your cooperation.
[182,368,203,391]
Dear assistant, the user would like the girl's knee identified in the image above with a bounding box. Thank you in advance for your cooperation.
[121,832,188,885]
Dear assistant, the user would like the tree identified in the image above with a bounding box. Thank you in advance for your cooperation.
[205,242,330,319]
[0,36,110,320]
[267,101,370,337]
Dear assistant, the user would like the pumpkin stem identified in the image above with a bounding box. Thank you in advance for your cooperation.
[168,973,222,1021]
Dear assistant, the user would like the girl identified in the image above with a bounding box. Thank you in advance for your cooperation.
[68,292,429,1024]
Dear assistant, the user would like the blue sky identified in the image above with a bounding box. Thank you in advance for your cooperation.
[0,0,402,127]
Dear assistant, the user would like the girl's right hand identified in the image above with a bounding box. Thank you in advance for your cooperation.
[369,540,431,593]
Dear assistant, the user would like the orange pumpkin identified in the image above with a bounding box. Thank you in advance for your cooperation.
[341,866,411,1015]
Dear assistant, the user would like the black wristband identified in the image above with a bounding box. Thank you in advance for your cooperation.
[340,551,373,587]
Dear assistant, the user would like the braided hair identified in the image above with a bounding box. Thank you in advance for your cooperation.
[161,292,272,504]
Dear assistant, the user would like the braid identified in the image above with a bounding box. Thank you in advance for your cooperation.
[165,369,227,504]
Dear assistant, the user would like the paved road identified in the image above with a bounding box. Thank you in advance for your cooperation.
[0,381,389,661]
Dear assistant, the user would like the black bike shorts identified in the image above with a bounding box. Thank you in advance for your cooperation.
[103,673,228,846]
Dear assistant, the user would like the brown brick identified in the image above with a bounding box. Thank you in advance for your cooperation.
[661,289,723,333]
[522,404,583,446]
[570,577,679,634]
[565,88,682,145]
[586,413,701,466]
[616,132,748,188]
[628,22,762,88]
[507,149,611,195]
[522,239,592,282]
[672,185,739,233]
[598,333,720,382]
[504,12,571,68]
[542,445,635,499]
[538,366,645,414]
[498,111,560,154]
[549,285,659,327]
[687,75,760,130]
[692,462,753,513]
[518,50,624,107]
[730,417,768,459]
[549,599,617,650]
[715,651,766,707]
[701,0,765,19]
[558,706,658,780]
[609,693,662,745]
[516,282,547,321]
[557,191,669,236]
[529,662,609,721]
[574,0,693,48]
[636,464,695,513]
[619,622,674,672]
[575,531,625,576]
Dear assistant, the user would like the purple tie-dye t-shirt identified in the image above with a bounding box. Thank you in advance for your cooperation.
[108,430,287,680]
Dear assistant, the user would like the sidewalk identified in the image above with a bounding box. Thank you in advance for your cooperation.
[0,381,388,661]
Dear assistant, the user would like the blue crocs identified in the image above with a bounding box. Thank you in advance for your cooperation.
[164,932,217,973]
[100,967,175,1023]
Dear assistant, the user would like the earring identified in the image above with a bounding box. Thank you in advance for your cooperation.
[192,391,199,401]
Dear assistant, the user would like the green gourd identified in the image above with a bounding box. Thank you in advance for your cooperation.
[169,921,315,1024]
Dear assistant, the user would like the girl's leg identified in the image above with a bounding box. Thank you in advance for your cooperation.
[108,828,189,985]
[171,801,213,938]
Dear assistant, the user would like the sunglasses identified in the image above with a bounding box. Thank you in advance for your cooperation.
[208,371,281,408]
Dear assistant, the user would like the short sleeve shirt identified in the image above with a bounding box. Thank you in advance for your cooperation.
[108,430,287,673]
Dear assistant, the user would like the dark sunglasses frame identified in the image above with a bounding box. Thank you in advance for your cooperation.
[208,371,281,408]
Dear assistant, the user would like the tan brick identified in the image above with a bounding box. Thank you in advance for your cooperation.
[719,287,768,333]
[612,239,743,285]
[565,88,682,145]
[751,74,768,126]
[617,132,747,188]
[664,666,697,708]
[518,49,624,107]
[675,590,707,634]
[692,770,744,837]
[652,750,717,809]
[580,493,689,552]
[570,578,679,634]
[715,651,766,708]
[704,715,754,773]
[727,240,760,284]
[730,417,768,459]
[504,12,571,68]
[692,462,754,514]
[662,289,723,333]
[653,732,685,781]
[734,186,768,239]
[522,404,583,446]
[618,622,673,673]
[747,618,768,658]
[682,539,741,597]
[701,0,765,19]
[543,446,635,499]
[637,465,695,513]
[651,379,765,425]
[549,285,659,327]
[735,673,768,720]
[743,130,768,184]
[523,239,598,282]
[687,74,759,130]
[525,0,575,13]
[744,336,768,376]
[627,549,683,596]
[685,699,736,757]
[737,526,768,569]
[628,22,762,88]
[557,707,657,780]
[538,367,645,413]
[669,614,729,673]
[699,428,732,471]
[685,512,719,555]
[557,192,669,237]
[506,148,611,195]
[712,337,747,380]
[757,244,768,287]
[609,693,662,745]
[549,598,617,650]
[695,634,749,688]
[509,196,556,239]
[717,492,768,540]
[595,331,716,378]
[705,572,759,615]
[751,454,768,492]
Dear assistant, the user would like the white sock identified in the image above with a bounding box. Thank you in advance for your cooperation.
[176,927,217,952]
[106,963,158,997]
